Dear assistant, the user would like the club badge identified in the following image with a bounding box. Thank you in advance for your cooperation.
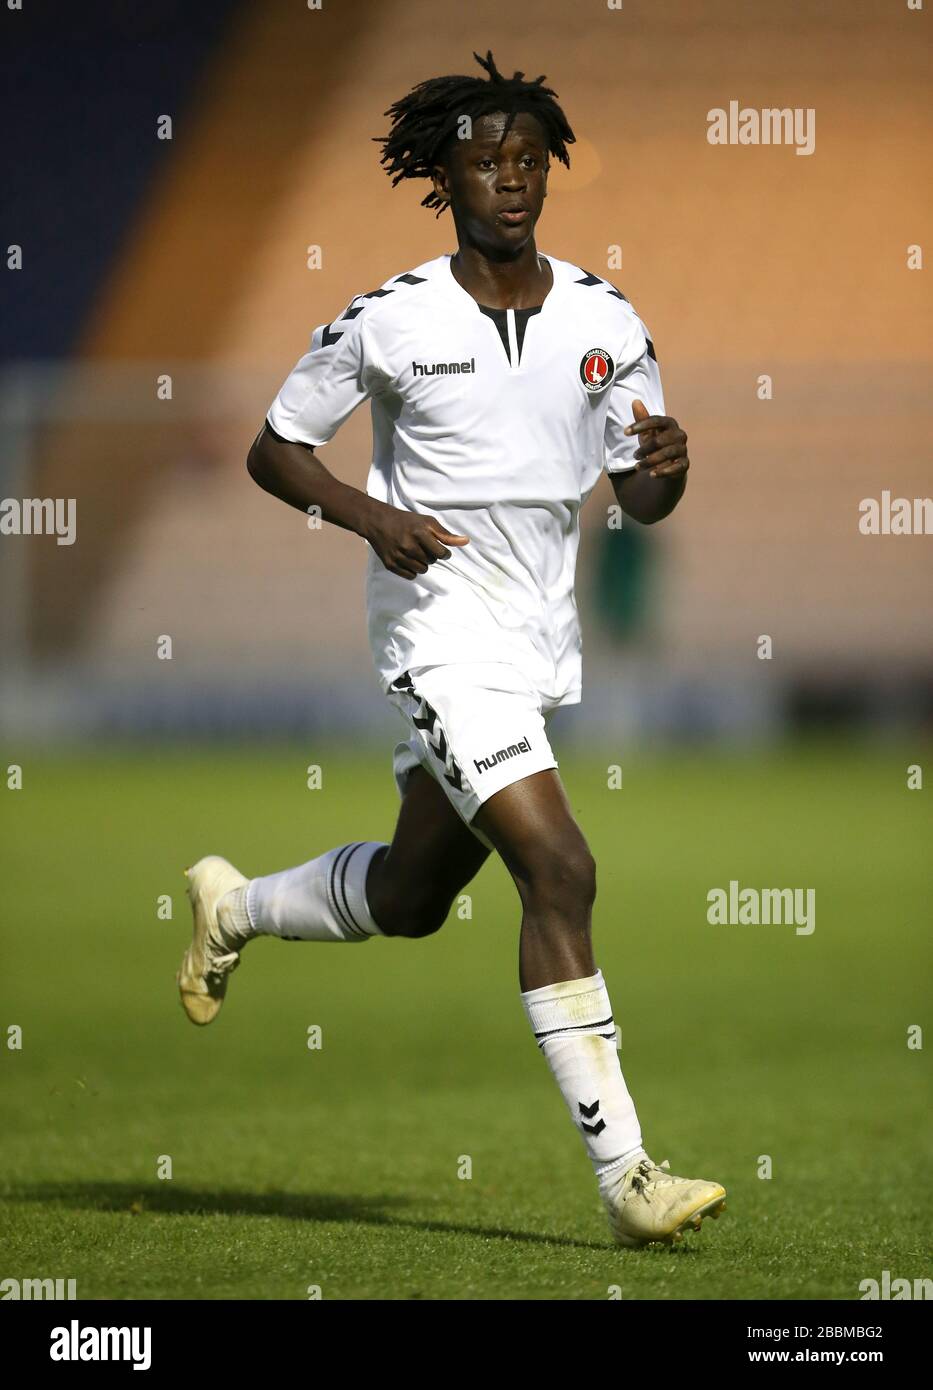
[579,348,614,393]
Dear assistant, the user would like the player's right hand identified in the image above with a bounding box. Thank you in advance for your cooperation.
[362,504,469,580]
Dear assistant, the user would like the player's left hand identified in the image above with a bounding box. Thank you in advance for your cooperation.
[623,399,689,478]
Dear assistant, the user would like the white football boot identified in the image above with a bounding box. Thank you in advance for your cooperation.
[177,856,248,1025]
[601,1157,726,1248]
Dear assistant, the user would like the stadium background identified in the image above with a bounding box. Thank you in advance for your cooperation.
[4,0,931,740]
[1,0,931,1302]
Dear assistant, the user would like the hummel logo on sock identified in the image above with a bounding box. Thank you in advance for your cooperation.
[578,1099,606,1136]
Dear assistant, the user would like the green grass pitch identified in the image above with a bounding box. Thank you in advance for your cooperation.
[1,741,930,1300]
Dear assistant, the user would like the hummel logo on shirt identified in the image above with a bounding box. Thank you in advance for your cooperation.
[474,736,532,774]
[412,358,476,376]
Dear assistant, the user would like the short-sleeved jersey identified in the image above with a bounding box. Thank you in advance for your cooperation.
[266,252,664,707]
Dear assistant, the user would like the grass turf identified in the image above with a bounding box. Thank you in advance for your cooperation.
[1,741,930,1299]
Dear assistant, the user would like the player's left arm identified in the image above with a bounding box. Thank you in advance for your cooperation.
[610,399,689,525]
[603,316,689,525]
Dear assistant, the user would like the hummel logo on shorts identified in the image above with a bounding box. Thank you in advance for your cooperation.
[474,736,532,774]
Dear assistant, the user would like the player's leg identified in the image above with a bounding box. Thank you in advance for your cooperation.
[233,763,487,944]
[472,769,642,1169]
[176,765,488,1024]
[473,769,726,1247]
[364,765,491,938]
[474,768,597,991]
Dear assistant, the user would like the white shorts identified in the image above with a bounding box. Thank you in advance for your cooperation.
[387,662,560,844]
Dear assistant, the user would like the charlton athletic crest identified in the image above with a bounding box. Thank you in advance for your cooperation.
[579,348,614,393]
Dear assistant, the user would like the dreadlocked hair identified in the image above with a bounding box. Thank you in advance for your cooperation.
[374,50,575,215]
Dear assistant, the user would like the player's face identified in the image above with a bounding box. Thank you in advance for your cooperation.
[432,111,549,256]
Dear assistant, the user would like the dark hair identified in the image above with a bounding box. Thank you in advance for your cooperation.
[375,50,575,215]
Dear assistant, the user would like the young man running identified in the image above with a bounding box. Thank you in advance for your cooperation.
[178,52,726,1248]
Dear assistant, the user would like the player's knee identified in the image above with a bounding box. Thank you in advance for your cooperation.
[376,888,451,939]
[517,841,597,918]
[401,901,449,938]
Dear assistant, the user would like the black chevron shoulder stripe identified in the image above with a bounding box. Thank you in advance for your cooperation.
[572,268,657,361]
[320,271,429,347]
[573,268,630,303]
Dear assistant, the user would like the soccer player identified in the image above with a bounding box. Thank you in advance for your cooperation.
[178,51,726,1248]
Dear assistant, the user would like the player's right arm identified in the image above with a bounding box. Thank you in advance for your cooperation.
[247,426,467,580]
[248,291,467,579]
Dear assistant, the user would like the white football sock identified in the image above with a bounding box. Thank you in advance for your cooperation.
[522,969,648,1182]
[217,842,387,949]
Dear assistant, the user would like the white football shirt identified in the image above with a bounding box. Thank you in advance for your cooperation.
[266,252,665,707]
